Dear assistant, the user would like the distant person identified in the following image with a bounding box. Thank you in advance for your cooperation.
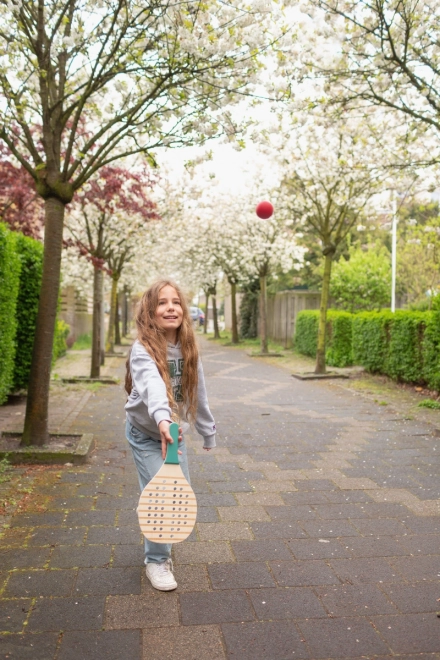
[124,280,216,590]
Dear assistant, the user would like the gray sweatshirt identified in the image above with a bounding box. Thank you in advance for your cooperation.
[125,339,216,448]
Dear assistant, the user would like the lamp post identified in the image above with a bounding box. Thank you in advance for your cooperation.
[391,193,398,313]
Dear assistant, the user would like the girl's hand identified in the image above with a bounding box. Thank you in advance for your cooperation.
[158,421,183,460]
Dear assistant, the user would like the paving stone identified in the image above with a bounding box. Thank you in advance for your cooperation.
[197,522,252,541]
[173,541,234,564]
[0,528,31,548]
[381,582,440,613]
[341,536,411,557]
[208,562,275,589]
[0,599,32,633]
[74,567,141,595]
[221,620,309,660]
[170,564,211,592]
[298,617,389,657]
[231,539,293,561]
[329,558,404,584]
[269,560,340,587]
[389,555,440,581]
[249,480,297,493]
[300,520,360,537]
[210,481,254,493]
[10,512,65,527]
[46,496,95,511]
[250,521,308,539]
[234,492,285,506]
[86,525,141,545]
[249,586,327,620]
[400,534,440,555]
[196,507,219,523]
[111,544,144,567]
[28,526,86,546]
[0,548,50,570]
[286,538,353,560]
[180,590,254,625]
[27,596,105,631]
[402,516,440,534]
[58,630,141,660]
[294,479,337,491]
[315,583,397,616]
[264,505,318,521]
[0,632,59,659]
[50,544,112,569]
[349,518,412,536]
[281,491,330,505]
[372,613,440,653]
[197,493,237,507]
[142,625,225,660]
[217,505,270,522]
[5,569,76,597]
[64,510,117,526]
[324,490,375,503]
[312,503,372,519]
[105,594,179,629]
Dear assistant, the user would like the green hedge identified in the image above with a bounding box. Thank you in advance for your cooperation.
[353,309,440,389]
[0,224,70,398]
[294,310,354,367]
[0,224,21,403]
[295,306,440,390]
[13,233,44,390]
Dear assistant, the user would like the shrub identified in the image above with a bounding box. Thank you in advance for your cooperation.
[53,319,70,364]
[326,311,353,367]
[353,310,440,390]
[0,224,21,404]
[12,233,44,391]
[294,310,353,367]
[294,310,319,358]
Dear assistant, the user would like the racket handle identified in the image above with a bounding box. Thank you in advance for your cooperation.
[164,422,179,464]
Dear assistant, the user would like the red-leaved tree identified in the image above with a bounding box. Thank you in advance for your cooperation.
[64,165,158,376]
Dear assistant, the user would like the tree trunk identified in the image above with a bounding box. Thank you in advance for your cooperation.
[122,288,129,336]
[115,289,121,345]
[213,295,220,339]
[259,274,268,354]
[204,291,209,334]
[315,252,333,374]
[21,197,65,447]
[91,267,103,378]
[230,280,239,344]
[106,275,118,353]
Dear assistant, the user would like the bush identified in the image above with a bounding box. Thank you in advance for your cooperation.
[353,310,440,389]
[0,224,21,404]
[294,310,353,367]
[294,311,319,358]
[240,286,259,339]
[326,311,353,367]
[12,233,44,391]
[52,319,70,364]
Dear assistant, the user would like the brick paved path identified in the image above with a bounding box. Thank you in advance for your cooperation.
[0,340,439,659]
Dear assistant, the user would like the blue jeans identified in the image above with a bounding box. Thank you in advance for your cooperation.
[125,420,190,564]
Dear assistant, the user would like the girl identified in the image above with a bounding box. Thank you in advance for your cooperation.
[125,280,216,591]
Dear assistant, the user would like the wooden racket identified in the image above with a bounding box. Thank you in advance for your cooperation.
[137,423,197,543]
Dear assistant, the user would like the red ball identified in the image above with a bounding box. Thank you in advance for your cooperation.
[256,200,274,219]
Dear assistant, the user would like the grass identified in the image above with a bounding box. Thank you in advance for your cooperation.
[0,457,11,484]
[418,398,440,410]
[71,333,92,350]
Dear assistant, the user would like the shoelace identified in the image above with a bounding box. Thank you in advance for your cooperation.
[158,559,173,575]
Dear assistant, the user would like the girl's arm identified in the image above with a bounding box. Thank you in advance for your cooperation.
[194,359,216,449]
[130,343,172,429]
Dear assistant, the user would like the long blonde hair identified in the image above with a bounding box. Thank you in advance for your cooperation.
[125,279,199,421]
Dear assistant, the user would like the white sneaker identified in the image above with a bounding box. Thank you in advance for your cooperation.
[146,559,177,591]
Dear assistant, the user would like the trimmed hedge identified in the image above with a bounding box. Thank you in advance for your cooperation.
[0,224,21,403]
[295,307,440,390]
[353,310,440,390]
[13,233,44,390]
[0,224,70,398]
[294,310,354,367]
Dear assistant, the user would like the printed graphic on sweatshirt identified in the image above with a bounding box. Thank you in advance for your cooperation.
[168,357,184,402]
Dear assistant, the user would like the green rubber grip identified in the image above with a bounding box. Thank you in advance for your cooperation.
[164,422,179,464]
